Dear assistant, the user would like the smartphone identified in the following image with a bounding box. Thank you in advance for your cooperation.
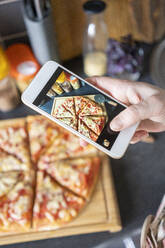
[22,61,138,159]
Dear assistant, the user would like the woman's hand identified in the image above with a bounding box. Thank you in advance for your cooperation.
[85,77,165,144]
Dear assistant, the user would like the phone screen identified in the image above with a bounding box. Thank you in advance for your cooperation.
[33,67,125,150]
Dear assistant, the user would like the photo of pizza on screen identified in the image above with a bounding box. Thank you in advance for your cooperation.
[33,67,125,150]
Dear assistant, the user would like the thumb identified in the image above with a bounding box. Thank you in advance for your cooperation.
[110,99,153,131]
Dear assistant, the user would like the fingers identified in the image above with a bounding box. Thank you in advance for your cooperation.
[110,100,152,131]
[86,76,136,105]
[137,119,165,132]
[87,77,160,104]
[130,130,149,144]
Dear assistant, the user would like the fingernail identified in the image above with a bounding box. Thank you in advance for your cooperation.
[110,118,123,131]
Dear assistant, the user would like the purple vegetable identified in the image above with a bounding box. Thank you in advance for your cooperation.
[107,35,144,77]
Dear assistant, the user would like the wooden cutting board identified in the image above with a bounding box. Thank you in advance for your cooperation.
[0,156,122,245]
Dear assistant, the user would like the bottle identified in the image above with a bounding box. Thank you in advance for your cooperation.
[6,44,40,93]
[0,46,20,112]
[83,0,108,76]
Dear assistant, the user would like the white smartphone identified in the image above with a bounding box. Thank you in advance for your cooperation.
[22,61,138,159]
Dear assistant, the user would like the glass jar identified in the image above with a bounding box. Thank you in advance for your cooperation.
[83,0,108,76]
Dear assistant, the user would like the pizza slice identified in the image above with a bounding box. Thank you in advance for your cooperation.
[0,171,34,232]
[38,131,98,167]
[57,117,78,130]
[52,99,73,118]
[78,119,98,142]
[0,149,29,172]
[80,116,105,135]
[0,118,31,168]
[74,96,89,115]
[0,171,22,198]
[79,98,103,116]
[33,171,85,230]
[43,157,100,199]
[62,98,76,116]
[27,115,62,164]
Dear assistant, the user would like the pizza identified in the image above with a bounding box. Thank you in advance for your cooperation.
[27,115,61,164]
[0,171,34,232]
[78,119,98,142]
[39,157,100,199]
[52,99,73,118]
[80,116,105,136]
[33,171,85,230]
[38,130,98,167]
[51,96,106,141]
[79,99,103,116]
[0,115,101,233]
[0,119,31,167]
[58,117,78,130]
[0,149,29,172]
[62,98,76,116]
[74,96,90,115]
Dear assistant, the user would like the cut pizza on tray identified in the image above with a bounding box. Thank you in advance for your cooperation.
[0,119,32,168]
[27,115,62,164]
[51,96,106,141]
[0,171,34,232]
[33,171,85,230]
[0,115,101,233]
[38,157,100,200]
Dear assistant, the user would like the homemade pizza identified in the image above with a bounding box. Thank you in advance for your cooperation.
[27,115,62,164]
[51,95,107,141]
[38,157,100,200]
[0,171,35,232]
[33,171,85,230]
[0,115,100,233]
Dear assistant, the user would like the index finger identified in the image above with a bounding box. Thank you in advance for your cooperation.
[86,76,134,105]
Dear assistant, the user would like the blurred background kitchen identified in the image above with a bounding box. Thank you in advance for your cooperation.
[0,1,165,248]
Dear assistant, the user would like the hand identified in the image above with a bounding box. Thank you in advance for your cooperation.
[86,77,165,144]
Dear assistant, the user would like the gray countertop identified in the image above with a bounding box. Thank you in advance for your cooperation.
[1,54,165,248]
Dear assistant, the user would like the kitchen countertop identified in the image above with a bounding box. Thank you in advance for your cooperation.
[1,53,165,248]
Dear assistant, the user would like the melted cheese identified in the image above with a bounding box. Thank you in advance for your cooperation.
[0,172,19,197]
[33,202,40,213]
[9,196,29,220]
[45,212,54,222]
[30,122,47,137]
[70,209,77,217]
[31,141,41,154]
[8,181,25,201]
[0,155,27,171]
[58,210,70,221]
[55,164,80,187]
